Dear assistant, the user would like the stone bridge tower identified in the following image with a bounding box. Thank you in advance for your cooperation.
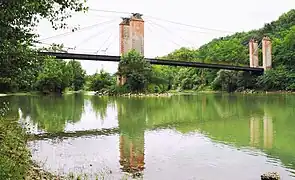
[262,36,272,70]
[117,13,144,86]
[249,39,259,68]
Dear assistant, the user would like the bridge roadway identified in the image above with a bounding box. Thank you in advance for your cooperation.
[39,52,264,74]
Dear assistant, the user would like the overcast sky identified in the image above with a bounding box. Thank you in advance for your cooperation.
[35,0,294,74]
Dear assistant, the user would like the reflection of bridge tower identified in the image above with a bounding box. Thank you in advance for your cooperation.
[263,113,273,149]
[119,134,145,175]
[249,112,273,148]
[117,99,146,177]
[250,117,261,147]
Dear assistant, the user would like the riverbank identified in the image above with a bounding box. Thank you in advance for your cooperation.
[0,116,59,179]
[0,89,294,98]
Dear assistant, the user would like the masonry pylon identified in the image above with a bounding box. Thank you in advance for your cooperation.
[262,36,272,70]
[249,39,259,67]
[117,13,144,86]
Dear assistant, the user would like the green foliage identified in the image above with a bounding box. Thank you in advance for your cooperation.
[35,57,71,93]
[67,60,86,91]
[273,26,295,69]
[104,85,130,95]
[34,46,86,93]
[163,47,199,61]
[0,45,44,92]
[18,94,84,133]
[0,102,31,179]
[147,84,162,93]
[0,78,16,92]
[118,50,152,92]
[149,66,172,92]
[211,70,238,92]
[211,70,258,92]
[256,66,295,91]
[88,70,116,91]
[0,0,87,92]
[156,9,295,92]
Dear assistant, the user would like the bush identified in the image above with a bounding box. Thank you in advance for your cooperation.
[88,70,115,91]
[0,78,17,93]
[256,65,294,91]
[211,70,238,92]
[108,85,130,95]
[67,60,86,91]
[147,84,161,93]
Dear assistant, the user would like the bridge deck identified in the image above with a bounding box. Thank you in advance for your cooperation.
[39,52,264,73]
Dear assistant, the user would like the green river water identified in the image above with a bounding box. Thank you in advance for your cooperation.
[1,93,295,179]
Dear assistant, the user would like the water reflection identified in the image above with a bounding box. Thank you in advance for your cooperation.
[263,113,273,149]
[17,94,85,133]
[1,94,295,179]
[117,99,146,177]
[90,96,115,120]
[250,117,261,147]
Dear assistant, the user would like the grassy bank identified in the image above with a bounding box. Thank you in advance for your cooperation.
[0,102,61,179]
[0,119,31,179]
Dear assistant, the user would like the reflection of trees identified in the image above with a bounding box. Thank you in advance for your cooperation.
[114,94,295,173]
[0,96,19,121]
[260,95,295,170]
[17,94,85,133]
[90,96,114,120]
[2,93,295,174]
[117,98,146,177]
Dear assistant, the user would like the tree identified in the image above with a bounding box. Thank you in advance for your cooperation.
[274,26,295,69]
[154,9,295,92]
[0,44,43,92]
[89,70,115,91]
[118,50,152,92]
[0,0,87,92]
[35,57,71,94]
[256,65,295,91]
[67,60,86,91]
[211,70,238,92]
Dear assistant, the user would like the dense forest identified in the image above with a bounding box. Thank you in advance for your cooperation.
[152,9,295,93]
[0,6,294,94]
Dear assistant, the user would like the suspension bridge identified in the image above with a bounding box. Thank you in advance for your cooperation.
[39,51,263,73]
[36,9,270,75]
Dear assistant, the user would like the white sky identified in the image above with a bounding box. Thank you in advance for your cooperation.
[35,0,294,74]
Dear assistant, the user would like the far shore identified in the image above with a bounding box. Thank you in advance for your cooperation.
[0,89,294,98]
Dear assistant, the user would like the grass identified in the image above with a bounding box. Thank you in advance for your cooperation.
[0,102,61,179]
[0,103,34,179]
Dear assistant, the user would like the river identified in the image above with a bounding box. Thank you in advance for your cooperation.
[1,93,295,179]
